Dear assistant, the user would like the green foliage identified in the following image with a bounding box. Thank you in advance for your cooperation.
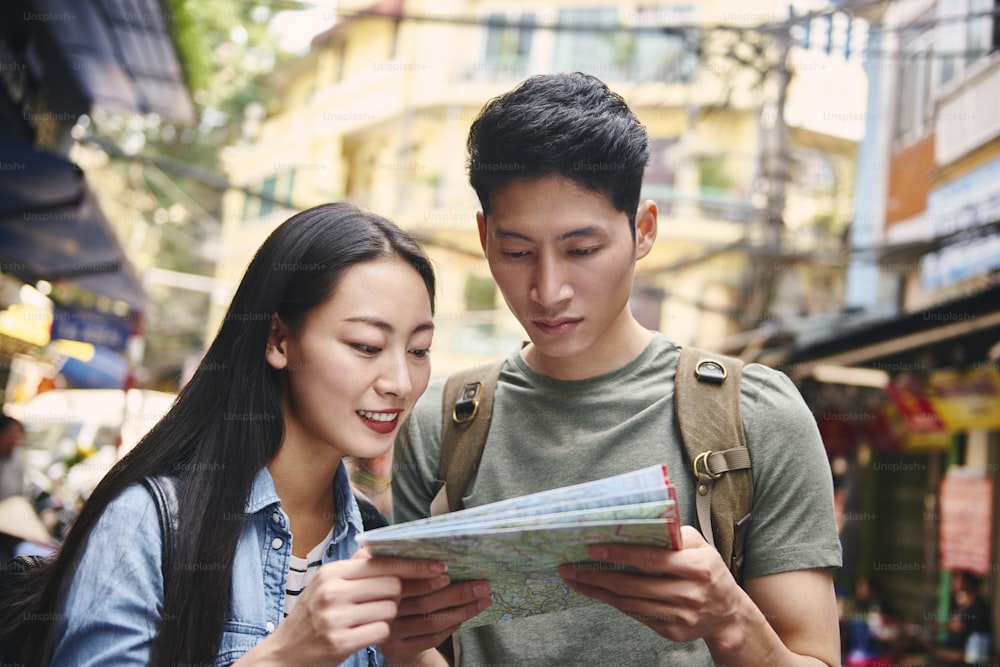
[698,155,732,191]
[464,275,497,311]
[83,0,295,388]
[165,0,210,93]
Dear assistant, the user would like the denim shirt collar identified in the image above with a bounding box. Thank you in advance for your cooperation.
[246,460,364,536]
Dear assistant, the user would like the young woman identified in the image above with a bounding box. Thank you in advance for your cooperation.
[5,203,489,666]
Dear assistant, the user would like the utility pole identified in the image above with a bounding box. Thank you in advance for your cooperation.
[742,21,792,330]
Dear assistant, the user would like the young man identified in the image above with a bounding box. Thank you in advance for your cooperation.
[392,72,842,666]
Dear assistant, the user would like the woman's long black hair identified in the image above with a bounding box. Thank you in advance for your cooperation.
[5,203,436,665]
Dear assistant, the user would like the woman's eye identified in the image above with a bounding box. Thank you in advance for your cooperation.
[352,344,381,354]
[409,348,431,359]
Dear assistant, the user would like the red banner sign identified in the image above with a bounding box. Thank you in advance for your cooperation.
[939,472,993,576]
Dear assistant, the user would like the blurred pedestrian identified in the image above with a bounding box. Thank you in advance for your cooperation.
[1,203,489,666]
[939,570,991,662]
[0,415,27,501]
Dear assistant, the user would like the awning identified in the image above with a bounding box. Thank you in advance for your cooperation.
[12,0,196,126]
[0,137,146,312]
[774,283,1000,380]
[0,135,85,216]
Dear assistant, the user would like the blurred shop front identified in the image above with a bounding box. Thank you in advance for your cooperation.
[0,0,194,397]
[771,282,1000,653]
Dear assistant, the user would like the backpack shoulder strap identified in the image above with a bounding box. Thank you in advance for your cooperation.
[430,360,506,516]
[353,489,390,531]
[141,475,180,582]
[674,346,754,583]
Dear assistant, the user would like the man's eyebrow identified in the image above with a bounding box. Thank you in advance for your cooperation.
[494,225,607,242]
[556,225,606,242]
[343,316,434,334]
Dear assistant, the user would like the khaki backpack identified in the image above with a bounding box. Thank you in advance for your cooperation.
[428,346,754,583]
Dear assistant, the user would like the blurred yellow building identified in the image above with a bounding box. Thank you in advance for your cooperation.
[215,0,864,376]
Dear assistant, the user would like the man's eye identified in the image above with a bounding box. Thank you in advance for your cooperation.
[570,247,597,256]
[501,250,529,258]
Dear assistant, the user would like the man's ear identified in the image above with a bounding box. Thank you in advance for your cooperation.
[265,315,289,370]
[634,200,658,260]
[476,211,488,255]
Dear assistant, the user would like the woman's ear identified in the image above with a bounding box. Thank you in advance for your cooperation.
[265,315,289,370]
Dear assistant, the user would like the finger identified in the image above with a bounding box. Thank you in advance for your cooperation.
[562,579,697,641]
[384,597,492,657]
[309,571,404,605]
[334,620,393,654]
[580,537,713,577]
[397,580,490,617]
[316,599,400,629]
[356,556,448,580]
[559,565,690,605]
[678,525,711,548]
[393,596,490,638]
[399,574,451,598]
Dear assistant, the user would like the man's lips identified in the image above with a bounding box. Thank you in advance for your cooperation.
[531,317,582,335]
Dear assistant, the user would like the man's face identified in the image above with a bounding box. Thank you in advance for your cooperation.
[478,174,656,380]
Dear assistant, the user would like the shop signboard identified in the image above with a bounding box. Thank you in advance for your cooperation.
[50,307,131,354]
[0,303,51,347]
[922,154,1000,291]
[884,376,950,451]
[926,367,1000,431]
[939,470,993,576]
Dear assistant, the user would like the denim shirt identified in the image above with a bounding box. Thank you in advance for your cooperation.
[53,462,383,667]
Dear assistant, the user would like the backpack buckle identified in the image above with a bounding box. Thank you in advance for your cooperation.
[693,451,723,479]
[694,358,727,384]
[452,381,483,423]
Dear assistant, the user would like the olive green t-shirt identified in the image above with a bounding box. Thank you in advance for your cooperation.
[392,334,842,666]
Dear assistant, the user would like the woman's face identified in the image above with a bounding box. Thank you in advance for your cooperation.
[266,256,434,461]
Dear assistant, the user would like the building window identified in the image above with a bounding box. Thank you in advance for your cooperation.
[937,0,964,86]
[553,6,622,78]
[553,6,696,83]
[967,0,994,64]
[993,0,1000,51]
[628,5,698,83]
[251,170,296,222]
[485,12,534,68]
[464,275,496,311]
[258,176,277,219]
[463,10,535,81]
[896,41,932,142]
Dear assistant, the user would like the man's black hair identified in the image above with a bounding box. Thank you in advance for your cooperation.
[467,72,650,234]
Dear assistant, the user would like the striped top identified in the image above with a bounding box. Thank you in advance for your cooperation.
[283,526,335,618]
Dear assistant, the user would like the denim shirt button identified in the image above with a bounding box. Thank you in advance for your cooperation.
[271,537,283,550]
[326,544,334,558]
[270,511,281,525]
[265,621,275,633]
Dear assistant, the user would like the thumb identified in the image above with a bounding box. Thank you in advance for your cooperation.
[679,525,712,549]
[351,547,373,560]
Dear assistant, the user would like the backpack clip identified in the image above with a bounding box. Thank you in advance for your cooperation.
[452,381,483,423]
[694,358,727,384]
[693,450,723,479]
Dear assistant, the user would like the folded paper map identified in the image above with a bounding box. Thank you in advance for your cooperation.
[359,464,681,626]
